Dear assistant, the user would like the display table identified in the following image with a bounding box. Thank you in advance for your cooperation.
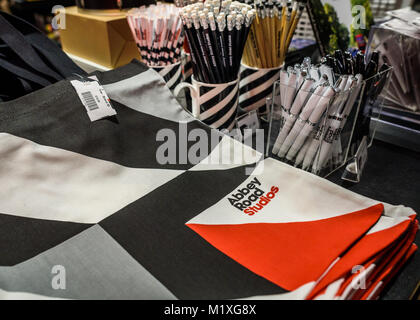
[66,52,420,300]
[327,140,420,300]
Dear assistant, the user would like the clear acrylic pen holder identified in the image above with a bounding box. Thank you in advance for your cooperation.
[266,67,393,179]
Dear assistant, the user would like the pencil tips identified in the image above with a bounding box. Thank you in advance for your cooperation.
[127,3,184,67]
[242,0,304,69]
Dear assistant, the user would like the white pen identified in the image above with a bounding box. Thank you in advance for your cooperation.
[283,69,298,110]
[301,56,311,69]
[319,64,334,86]
[285,85,336,161]
[337,75,349,91]
[272,76,315,154]
[339,74,363,117]
[311,73,328,91]
[312,74,363,173]
[301,89,343,170]
[277,83,327,158]
[295,69,306,91]
[279,68,289,111]
[309,65,320,82]
[333,74,363,161]
[294,129,316,168]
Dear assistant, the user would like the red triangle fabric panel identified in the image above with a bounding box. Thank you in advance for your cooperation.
[308,217,413,298]
[187,203,383,291]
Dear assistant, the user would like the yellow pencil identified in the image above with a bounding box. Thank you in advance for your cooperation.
[254,16,268,67]
[240,0,304,68]
[280,5,292,64]
[263,15,273,67]
[269,7,276,67]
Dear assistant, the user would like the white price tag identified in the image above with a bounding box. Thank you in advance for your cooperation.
[70,78,116,122]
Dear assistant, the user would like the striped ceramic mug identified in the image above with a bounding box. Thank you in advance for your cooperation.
[181,52,193,112]
[239,64,282,118]
[152,61,182,92]
[182,52,193,83]
[174,77,239,131]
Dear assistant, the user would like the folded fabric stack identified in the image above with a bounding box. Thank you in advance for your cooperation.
[185,159,418,300]
[0,61,416,300]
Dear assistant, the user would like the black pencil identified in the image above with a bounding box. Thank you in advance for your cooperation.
[216,13,229,77]
[180,11,206,82]
[209,12,227,82]
[226,14,235,80]
[192,12,216,83]
[200,12,222,83]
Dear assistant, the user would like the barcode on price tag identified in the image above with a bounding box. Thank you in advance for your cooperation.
[81,91,99,111]
[70,78,116,122]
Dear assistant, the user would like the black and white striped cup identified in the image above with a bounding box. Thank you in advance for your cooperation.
[181,52,193,112]
[239,64,282,117]
[152,61,182,92]
[174,77,239,131]
[182,52,193,83]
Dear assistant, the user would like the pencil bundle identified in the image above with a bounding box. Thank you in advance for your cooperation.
[127,3,184,67]
[180,0,257,84]
[242,0,306,69]
[174,0,202,54]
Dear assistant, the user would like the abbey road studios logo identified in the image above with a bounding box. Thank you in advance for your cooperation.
[228,177,279,216]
